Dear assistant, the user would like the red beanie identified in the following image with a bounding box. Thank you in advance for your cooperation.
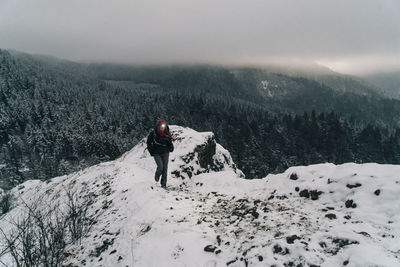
[157,119,166,125]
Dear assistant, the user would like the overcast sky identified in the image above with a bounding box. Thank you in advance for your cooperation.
[0,0,399,75]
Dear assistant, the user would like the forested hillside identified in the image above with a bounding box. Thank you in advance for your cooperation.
[1,49,399,189]
[89,63,400,128]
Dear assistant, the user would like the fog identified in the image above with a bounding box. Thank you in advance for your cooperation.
[0,0,399,74]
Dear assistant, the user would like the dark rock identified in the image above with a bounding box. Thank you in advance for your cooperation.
[227,258,237,265]
[109,249,117,255]
[346,183,362,189]
[273,244,289,255]
[343,260,349,265]
[310,190,323,200]
[329,238,359,255]
[215,249,222,254]
[250,208,259,219]
[295,187,300,192]
[89,238,115,257]
[325,213,337,220]
[299,189,309,198]
[374,189,381,196]
[290,173,298,180]
[263,206,270,212]
[258,255,263,261]
[268,195,275,200]
[194,137,217,170]
[204,245,217,253]
[216,235,222,246]
[118,256,123,261]
[345,199,357,208]
[357,232,371,237]
[273,244,283,254]
[344,215,351,220]
[286,235,300,244]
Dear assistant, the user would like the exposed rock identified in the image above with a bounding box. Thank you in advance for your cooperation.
[299,189,309,198]
[290,173,298,180]
[345,199,357,208]
[286,235,300,244]
[346,183,362,189]
[374,189,381,196]
[204,245,217,253]
[357,232,371,237]
[327,238,360,255]
[273,244,289,255]
[310,190,323,200]
[227,258,238,265]
[89,238,115,257]
[325,213,337,220]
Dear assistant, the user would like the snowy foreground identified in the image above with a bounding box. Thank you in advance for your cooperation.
[1,126,400,267]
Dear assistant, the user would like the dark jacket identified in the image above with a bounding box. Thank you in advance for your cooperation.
[146,126,174,156]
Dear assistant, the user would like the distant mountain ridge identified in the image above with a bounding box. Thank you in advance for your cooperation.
[362,71,400,100]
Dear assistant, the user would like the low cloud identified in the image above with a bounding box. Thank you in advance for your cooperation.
[0,0,399,74]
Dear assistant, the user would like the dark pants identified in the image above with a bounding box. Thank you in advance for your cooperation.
[153,152,169,187]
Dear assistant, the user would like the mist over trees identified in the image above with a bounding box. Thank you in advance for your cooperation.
[1,49,399,189]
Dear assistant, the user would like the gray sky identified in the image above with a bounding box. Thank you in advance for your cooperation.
[0,0,399,74]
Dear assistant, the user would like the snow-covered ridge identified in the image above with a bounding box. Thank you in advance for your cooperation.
[1,126,400,267]
[120,125,244,179]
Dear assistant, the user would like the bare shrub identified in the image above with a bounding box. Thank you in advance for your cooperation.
[0,188,95,267]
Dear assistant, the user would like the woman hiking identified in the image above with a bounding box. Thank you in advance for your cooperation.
[146,120,175,189]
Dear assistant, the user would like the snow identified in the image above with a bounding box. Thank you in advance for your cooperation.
[1,126,400,267]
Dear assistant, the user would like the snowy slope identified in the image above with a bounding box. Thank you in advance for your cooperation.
[1,126,400,267]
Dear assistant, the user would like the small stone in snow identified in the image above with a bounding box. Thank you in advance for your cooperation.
[345,199,357,208]
[374,189,381,196]
[299,189,309,198]
[216,235,222,245]
[325,213,337,220]
[346,183,362,189]
[290,173,298,180]
[204,245,217,253]
[286,235,299,244]
[258,255,263,261]
[310,190,323,200]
